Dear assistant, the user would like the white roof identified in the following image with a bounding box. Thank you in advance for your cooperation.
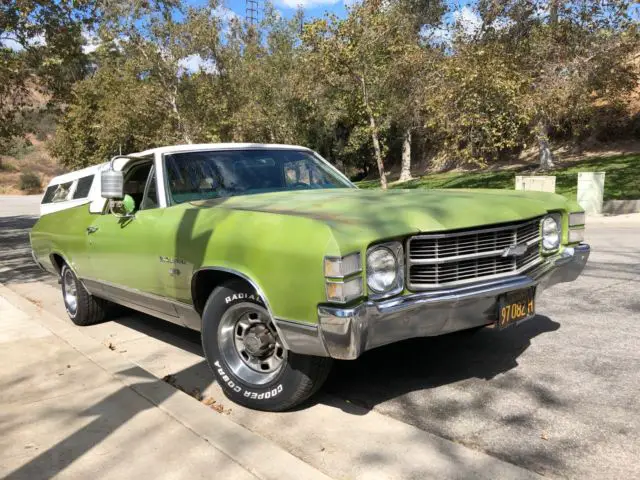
[135,143,312,156]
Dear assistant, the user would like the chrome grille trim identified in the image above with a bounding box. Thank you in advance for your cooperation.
[407,217,544,290]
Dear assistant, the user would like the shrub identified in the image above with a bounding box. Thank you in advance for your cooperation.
[19,171,42,193]
[0,159,19,172]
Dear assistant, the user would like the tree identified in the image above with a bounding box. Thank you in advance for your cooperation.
[474,0,639,169]
[0,0,179,148]
[303,2,402,188]
[50,3,222,168]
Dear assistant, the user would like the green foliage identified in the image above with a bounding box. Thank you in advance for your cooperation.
[19,171,42,192]
[2,0,637,184]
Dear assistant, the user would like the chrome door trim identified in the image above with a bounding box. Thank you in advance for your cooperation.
[84,277,202,330]
[153,151,169,208]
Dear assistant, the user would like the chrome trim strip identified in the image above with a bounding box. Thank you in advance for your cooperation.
[153,151,169,208]
[82,277,180,317]
[82,277,202,329]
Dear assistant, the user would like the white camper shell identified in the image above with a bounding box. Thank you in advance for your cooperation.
[40,157,135,216]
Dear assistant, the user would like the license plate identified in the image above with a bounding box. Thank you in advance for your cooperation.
[498,288,535,329]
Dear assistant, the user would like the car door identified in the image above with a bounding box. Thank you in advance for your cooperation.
[86,160,179,319]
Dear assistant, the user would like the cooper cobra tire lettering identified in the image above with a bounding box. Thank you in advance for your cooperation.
[214,361,283,399]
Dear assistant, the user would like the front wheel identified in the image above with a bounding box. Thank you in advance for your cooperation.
[201,280,332,411]
[61,264,108,326]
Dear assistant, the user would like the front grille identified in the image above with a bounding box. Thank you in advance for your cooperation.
[407,217,543,290]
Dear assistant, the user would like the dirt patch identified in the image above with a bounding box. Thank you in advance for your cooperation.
[0,135,62,194]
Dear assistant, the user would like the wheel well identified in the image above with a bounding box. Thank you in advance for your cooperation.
[191,269,255,315]
[50,253,65,275]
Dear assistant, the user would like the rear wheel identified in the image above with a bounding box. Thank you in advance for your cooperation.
[61,264,108,326]
[201,280,332,411]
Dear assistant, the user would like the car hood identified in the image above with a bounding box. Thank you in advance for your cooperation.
[192,188,577,249]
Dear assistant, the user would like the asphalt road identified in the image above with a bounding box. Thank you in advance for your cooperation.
[1,195,638,478]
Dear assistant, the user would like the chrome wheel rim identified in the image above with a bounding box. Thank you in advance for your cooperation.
[218,303,286,386]
[62,269,78,316]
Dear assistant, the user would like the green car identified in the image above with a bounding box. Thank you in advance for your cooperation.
[30,144,590,411]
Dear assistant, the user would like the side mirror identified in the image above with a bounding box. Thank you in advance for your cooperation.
[101,169,124,199]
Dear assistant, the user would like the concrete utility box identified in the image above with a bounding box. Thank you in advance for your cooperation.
[577,172,605,214]
[515,176,556,193]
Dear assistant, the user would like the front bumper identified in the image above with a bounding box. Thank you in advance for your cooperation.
[274,244,590,360]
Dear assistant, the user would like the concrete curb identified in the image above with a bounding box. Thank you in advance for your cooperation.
[0,284,331,480]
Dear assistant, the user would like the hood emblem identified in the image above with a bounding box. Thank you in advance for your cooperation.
[501,243,528,257]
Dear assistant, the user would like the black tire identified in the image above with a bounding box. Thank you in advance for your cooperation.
[201,280,332,412]
[60,264,108,326]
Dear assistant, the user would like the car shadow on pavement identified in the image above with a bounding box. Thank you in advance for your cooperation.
[2,365,193,480]
[324,315,560,413]
[107,307,560,420]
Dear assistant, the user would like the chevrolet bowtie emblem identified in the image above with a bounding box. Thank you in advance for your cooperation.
[501,243,527,257]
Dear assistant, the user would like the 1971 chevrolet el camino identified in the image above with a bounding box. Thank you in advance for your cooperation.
[30,144,590,411]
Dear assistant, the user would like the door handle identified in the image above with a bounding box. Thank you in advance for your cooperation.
[86,226,99,234]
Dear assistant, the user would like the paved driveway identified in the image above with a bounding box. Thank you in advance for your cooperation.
[1,195,638,478]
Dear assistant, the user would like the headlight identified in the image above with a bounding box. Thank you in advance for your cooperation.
[541,215,561,252]
[366,242,404,297]
[367,247,397,292]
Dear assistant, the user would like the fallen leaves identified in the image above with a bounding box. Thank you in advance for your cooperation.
[161,374,231,415]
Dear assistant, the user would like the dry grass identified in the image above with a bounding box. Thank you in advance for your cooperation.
[0,135,61,195]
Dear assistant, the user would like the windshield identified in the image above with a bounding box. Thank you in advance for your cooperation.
[164,149,353,204]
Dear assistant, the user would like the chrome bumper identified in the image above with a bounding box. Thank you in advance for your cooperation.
[275,244,590,360]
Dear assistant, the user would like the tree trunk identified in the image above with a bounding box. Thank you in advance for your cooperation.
[170,86,192,144]
[368,114,387,189]
[549,0,559,26]
[399,128,412,182]
[360,77,387,189]
[537,120,555,170]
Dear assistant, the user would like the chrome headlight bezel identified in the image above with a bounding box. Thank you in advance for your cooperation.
[366,241,404,299]
[541,214,562,253]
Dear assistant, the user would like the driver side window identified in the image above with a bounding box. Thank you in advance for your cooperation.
[122,160,158,212]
